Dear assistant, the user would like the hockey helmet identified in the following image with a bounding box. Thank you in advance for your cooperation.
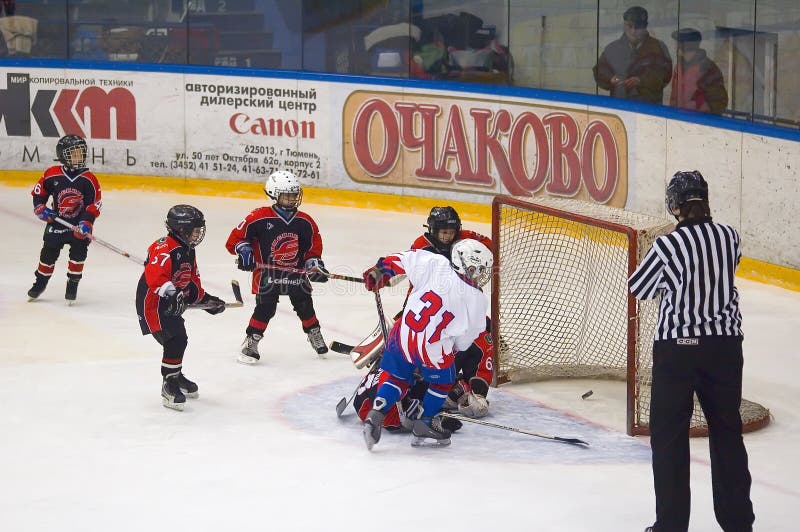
[451,238,493,287]
[425,206,462,248]
[55,134,88,170]
[265,170,302,211]
[666,170,708,214]
[166,204,206,248]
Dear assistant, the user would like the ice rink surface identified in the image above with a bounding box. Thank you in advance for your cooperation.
[1,184,798,531]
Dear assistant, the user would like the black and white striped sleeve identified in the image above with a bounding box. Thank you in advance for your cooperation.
[628,239,666,300]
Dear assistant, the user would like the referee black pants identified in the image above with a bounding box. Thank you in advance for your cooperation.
[650,336,754,532]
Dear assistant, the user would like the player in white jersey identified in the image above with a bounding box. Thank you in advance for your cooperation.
[361,239,492,449]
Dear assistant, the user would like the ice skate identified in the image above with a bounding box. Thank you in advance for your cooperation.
[27,273,49,301]
[306,325,328,358]
[238,333,262,364]
[363,409,385,450]
[161,375,186,411]
[65,279,79,305]
[178,373,199,399]
[411,416,452,447]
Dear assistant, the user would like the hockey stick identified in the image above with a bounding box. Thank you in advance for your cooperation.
[330,341,355,354]
[189,280,244,310]
[335,356,381,417]
[439,412,590,447]
[55,217,146,266]
[253,262,364,284]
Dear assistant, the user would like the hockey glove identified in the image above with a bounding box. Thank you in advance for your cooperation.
[74,221,93,239]
[458,378,490,418]
[164,290,187,317]
[34,204,56,222]
[363,259,393,291]
[304,258,329,283]
[199,293,226,315]
[235,242,255,271]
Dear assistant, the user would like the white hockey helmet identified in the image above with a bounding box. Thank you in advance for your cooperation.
[265,170,302,210]
[451,238,493,287]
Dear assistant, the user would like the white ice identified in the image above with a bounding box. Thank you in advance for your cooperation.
[0,185,797,532]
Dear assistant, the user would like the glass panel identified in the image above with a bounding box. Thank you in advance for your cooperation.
[754,0,800,127]
[412,0,510,84]
[68,0,155,62]
[2,0,68,59]
[199,0,301,69]
[596,3,675,106]
[672,1,754,118]
[509,1,596,92]
[302,0,412,76]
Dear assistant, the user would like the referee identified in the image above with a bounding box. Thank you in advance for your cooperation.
[629,170,754,532]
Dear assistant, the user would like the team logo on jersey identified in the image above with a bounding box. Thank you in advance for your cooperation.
[172,263,193,289]
[57,188,84,218]
[271,233,300,265]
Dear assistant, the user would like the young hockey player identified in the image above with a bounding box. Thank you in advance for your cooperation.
[225,170,329,363]
[361,238,492,449]
[27,134,102,304]
[136,205,226,411]
[413,206,494,418]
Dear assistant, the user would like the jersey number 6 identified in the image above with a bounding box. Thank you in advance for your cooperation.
[404,290,455,343]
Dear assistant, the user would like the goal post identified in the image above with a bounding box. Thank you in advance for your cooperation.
[491,195,770,436]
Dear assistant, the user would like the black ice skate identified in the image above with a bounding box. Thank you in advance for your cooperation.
[363,409,385,451]
[411,416,452,447]
[178,373,199,399]
[306,325,328,358]
[161,375,186,411]
[27,273,50,301]
[65,279,79,305]
[238,333,262,364]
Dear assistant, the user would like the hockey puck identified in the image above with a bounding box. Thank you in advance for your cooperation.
[581,390,593,400]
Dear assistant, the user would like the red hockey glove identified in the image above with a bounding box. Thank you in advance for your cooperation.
[363,266,389,291]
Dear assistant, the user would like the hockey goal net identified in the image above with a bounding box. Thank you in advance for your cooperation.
[491,195,771,436]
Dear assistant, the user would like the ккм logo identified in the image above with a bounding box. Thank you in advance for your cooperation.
[0,73,136,140]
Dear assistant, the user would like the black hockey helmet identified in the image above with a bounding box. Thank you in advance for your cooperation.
[666,170,708,214]
[55,134,88,170]
[166,204,206,248]
[425,206,462,251]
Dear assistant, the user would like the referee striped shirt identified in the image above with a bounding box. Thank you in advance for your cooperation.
[628,219,742,339]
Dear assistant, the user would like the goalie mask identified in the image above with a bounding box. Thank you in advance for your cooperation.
[451,238,493,287]
[166,204,206,248]
[55,134,88,171]
[666,170,708,216]
[425,206,462,251]
[265,170,302,212]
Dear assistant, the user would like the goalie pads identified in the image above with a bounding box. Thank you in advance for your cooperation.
[350,323,385,369]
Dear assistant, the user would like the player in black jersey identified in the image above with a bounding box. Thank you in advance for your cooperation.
[629,170,754,532]
[28,134,102,304]
[136,205,226,411]
[225,170,329,363]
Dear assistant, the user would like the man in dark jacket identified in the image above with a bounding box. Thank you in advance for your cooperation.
[593,6,672,105]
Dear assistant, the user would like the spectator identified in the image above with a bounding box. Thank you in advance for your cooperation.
[669,28,728,115]
[593,6,672,105]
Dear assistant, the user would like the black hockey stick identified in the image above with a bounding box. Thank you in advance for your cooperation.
[55,217,147,266]
[335,356,381,418]
[439,412,590,447]
[190,280,244,309]
[329,341,355,354]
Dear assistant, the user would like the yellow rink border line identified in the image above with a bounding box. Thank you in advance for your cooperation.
[2,171,798,292]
